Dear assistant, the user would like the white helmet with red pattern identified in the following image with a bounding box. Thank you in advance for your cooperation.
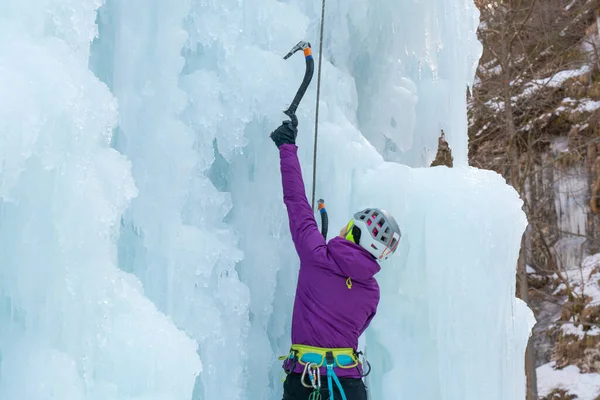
[352,208,401,261]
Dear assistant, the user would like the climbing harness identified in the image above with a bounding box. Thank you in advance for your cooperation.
[280,344,371,400]
[281,344,361,370]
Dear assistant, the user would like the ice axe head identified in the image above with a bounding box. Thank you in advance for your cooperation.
[283,41,313,128]
[283,41,311,60]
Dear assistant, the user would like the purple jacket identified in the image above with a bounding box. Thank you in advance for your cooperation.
[279,144,381,378]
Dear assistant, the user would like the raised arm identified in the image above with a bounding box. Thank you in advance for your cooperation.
[278,143,325,260]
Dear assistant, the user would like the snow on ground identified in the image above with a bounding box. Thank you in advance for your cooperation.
[538,362,600,400]
[538,254,600,399]
[566,0,579,11]
[575,99,600,113]
[560,321,600,338]
[474,122,491,137]
[551,253,600,338]
[520,96,599,133]
[484,67,594,117]
[555,97,578,113]
[484,99,504,111]
[557,97,600,114]
[515,65,590,100]
[566,253,600,307]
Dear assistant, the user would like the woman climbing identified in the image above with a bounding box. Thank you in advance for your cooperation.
[270,120,402,400]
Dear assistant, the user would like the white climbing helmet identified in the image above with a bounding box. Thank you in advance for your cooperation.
[352,208,401,261]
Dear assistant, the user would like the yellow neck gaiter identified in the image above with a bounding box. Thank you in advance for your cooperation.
[345,219,356,243]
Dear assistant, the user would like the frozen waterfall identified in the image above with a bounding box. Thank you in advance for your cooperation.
[0,0,534,399]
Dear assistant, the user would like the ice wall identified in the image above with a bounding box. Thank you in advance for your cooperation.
[312,0,482,167]
[0,1,201,399]
[0,0,534,400]
[356,165,532,399]
[552,164,589,269]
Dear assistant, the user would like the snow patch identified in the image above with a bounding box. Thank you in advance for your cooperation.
[570,254,600,306]
[565,0,578,11]
[516,66,590,100]
[474,122,491,137]
[552,253,600,338]
[575,99,600,113]
[485,98,504,111]
[538,362,600,400]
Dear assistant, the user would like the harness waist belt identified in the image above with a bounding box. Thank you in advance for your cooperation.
[279,344,360,369]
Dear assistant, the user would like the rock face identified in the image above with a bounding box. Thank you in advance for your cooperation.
[469,2,600,398]
[431,131,454,168]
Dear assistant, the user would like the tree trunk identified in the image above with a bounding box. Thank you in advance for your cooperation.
[501,29,539,399]
[517,237,539,400]
[525,338,538,400]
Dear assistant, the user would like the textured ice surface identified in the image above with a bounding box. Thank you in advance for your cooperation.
[552,164,589,269]
[356,165,533,399]
[0,0,533,399]
[0,2,201,399]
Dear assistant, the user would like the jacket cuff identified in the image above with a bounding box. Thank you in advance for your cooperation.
[279,143,298,153]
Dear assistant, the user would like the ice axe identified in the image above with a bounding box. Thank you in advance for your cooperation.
[283,41,327,238]
[283,41,314,128]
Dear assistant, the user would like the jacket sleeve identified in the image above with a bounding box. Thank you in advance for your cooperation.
[279,144,326,260]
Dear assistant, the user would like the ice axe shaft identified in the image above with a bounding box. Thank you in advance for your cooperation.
[318,199,328,240]
[283,41,314,127]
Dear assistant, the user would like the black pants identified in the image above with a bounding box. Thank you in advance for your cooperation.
[282,373,368,400]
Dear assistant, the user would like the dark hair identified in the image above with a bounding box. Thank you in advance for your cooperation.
[352,225,361,245]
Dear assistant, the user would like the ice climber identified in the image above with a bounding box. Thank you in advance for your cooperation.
[271,120,402,400]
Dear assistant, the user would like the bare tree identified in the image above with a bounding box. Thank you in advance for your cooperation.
[470,1,600,398]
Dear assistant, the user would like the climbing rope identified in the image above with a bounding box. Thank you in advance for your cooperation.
[281,0,326,217]
[310,0,326,212]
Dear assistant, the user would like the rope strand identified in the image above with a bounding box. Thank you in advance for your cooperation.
[311,0,326,211]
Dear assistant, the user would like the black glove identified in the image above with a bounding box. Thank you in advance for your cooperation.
[270,120,298,148]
